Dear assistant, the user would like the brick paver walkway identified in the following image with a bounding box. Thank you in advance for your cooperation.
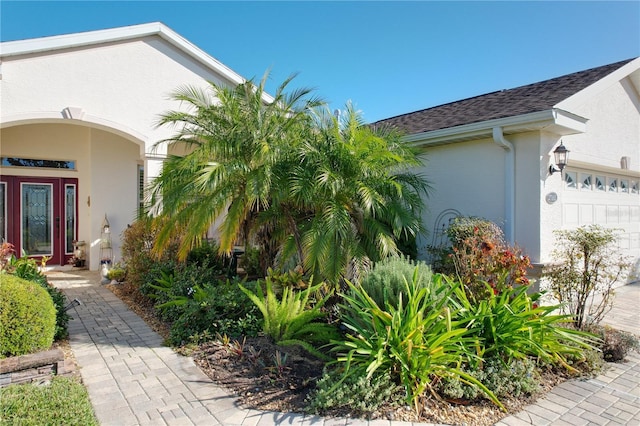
[52,270,639,425]
[497,282,640,426]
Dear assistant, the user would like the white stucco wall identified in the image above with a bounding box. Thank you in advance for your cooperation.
[0,35,231,156]
[88,128,140,267]
[560,77,640,169]
[416,138,506,257]
[0,33,241,268]
[552,77,639,273]
[511,132,544,261]
[417,132,547,264]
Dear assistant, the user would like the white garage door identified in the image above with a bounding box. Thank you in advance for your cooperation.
[562,168,640,275]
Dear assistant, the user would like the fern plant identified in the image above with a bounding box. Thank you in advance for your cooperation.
[239,277,338,358]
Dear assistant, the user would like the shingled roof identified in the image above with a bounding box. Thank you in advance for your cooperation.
[373,59,635,135]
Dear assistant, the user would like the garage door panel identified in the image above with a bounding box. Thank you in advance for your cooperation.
[594,205,607,223]
[564,203,579,225]
[580,205,594,224]
[607,205,619,223]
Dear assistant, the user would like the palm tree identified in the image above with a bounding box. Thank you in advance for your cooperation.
[149,75,428,284]
[148,72,322,261]
[279,103,429,285]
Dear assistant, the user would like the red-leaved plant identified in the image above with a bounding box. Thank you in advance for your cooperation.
[0,242,16,272]
[443,217,531,303]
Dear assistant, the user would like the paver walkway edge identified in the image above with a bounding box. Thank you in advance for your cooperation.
[51,270,639,425]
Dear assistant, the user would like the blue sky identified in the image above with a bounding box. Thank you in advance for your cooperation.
[1,1,639,123]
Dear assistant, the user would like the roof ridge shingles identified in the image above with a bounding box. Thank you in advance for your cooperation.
[374,58,636,135]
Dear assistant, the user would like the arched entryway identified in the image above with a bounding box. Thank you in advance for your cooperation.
[0,120,146,268]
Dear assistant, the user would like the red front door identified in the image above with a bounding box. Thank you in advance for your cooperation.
[0,176,78,266]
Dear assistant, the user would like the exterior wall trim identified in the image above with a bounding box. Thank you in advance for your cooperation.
[1,112,148,156]
[405,109,587,147]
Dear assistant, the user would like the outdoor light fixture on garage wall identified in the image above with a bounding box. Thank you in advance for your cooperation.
[549,141,569,175]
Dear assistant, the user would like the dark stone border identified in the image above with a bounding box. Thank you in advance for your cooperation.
[0,348,75,387]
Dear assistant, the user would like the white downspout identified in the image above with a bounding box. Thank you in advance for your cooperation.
[492,127,515,245]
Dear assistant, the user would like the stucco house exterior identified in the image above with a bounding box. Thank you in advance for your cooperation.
[0,22,259,269]
[2,22,638,281]
[374,58,640,283]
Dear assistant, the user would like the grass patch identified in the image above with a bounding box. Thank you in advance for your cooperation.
[0,376,97,426]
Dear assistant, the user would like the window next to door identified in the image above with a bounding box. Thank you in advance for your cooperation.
[1,182,6,242]
[65,184,76,254]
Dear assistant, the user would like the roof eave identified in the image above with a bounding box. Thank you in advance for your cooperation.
[0,22,165,57]
[555,57,640,111]
[404,109,587,147]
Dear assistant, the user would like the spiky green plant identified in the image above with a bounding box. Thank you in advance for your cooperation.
[331,271,504,412]
[449,276,599,370]
[239,277,338,358]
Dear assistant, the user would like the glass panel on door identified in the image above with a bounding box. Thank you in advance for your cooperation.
[0,182,5,242]
[65,184,76,254]
[21,183,53,256]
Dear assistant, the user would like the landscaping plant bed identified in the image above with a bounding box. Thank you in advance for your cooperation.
[188,336,572,425]
[108,281,590,426]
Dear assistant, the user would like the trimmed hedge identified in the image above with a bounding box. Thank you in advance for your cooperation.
[0,275,56,358]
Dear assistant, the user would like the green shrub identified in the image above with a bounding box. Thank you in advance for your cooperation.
[8,257,70,341]
[168,280,263,346]
[446,216,505,249]
[306,369,403,415]
[241,245,263,277]
[0,275,56,358]
[143,259,222,322]
[45,282,70,341]
[121,217,179,289]
[186,239,226,270]
[358,256,433,309]
[449,279,598,369]
[544,225,630,330]
[106,266,126,282]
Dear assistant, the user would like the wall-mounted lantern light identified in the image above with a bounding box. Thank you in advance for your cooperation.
[549,141,569,175]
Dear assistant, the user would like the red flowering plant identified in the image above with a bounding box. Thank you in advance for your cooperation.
[0,242,16,272]
[443,217,532,304]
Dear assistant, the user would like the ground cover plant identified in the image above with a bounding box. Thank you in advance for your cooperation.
[0,376,98,426]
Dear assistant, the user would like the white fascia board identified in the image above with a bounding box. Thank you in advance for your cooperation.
[0,22,164,56]
[0,22,275,104]
[404,109,588,147]
[556,57,640,111]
